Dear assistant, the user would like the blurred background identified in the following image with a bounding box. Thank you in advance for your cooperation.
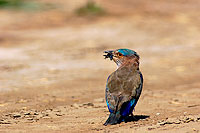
[0,0,200,132]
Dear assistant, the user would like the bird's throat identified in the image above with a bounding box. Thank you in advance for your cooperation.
[116,58,139,70]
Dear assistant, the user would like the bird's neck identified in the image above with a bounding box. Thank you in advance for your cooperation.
[118,57,139,70]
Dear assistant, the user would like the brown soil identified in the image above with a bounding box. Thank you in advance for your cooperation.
[0,0,200,132]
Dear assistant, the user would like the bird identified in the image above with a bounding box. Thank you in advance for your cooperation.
[103,48,143,126]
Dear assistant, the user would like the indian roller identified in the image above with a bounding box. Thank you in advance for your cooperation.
[103,48,143,125]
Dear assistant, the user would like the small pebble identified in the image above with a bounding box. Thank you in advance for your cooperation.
[34,112,39,115]
[13,114,21,118]
[56,113,62,116]
[83,102,94,106]
[71,103,79,108]
[24,112,31,115]
[27,118,33,121]
[156,113,160,116]
[42,116,51,119]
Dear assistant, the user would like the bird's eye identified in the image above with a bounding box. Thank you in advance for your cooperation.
[118,53,123,56]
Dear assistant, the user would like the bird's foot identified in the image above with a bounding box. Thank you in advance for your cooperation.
[131,113,138,121]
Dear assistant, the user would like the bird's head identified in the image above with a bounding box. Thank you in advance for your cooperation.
[103,48,140,68]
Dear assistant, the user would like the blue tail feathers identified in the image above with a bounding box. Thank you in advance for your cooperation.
[121,99,136,117]
[104,112,121,126]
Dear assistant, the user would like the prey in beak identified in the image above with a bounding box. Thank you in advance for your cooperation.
[103,50,114,60]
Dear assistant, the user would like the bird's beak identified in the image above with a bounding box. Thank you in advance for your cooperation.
[103,50,114,60]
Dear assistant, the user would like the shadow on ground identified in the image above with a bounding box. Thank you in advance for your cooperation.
[125,115,150,123]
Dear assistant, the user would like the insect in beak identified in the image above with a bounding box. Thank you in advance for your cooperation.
[103,50,114,60]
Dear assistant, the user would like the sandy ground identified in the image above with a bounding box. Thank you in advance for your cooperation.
[0,0,200,132]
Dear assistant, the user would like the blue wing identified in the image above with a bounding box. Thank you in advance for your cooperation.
[121,73,143,116]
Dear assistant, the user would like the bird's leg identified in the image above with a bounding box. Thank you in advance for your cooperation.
[131,113,138,121]
[123,113,133,123]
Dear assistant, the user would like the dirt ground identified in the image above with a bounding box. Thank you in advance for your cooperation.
[0,0,200,132]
